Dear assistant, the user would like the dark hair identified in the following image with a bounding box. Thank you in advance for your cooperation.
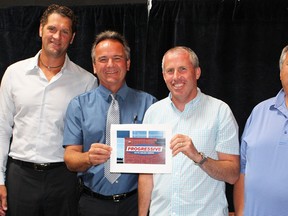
[40,4,77,33]
[91,30,131,63]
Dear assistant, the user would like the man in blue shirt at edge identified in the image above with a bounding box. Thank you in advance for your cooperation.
[63,30,157,216]
[233,45,288,215]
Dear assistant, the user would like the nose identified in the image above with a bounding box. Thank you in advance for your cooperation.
[173,70,181,79]
[107,58,114,67]
[53,31,61,39]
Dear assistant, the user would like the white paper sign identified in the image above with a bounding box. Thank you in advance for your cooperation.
[110,124,172,173]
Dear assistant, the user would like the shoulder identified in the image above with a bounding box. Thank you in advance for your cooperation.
[6,56,34,71]
[127,87,157,101]
[201,93,232,111]
[253,97,275,111]
[2,57,34,83]
[74,88,99,102]
[144,97,169,112]
[246,97,276,121]
[66,59,95,79]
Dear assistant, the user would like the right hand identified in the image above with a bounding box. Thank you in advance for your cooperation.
[88,143,112,165]
[0,185,7,216]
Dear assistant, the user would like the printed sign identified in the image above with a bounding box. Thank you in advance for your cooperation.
[110,124,172,173]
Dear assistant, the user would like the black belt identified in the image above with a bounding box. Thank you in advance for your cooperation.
[82,186,137,203]
[10,157,65,171]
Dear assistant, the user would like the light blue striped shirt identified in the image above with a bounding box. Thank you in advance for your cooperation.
[143,88,239,216]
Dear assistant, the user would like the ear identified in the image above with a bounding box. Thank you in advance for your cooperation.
[39,25,43,37]
[126,59,131,71]
[70,33,76,44]
[195,67,201,80]
[92,63,97,75]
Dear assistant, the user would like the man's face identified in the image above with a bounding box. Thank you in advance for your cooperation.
[163,50,201,104]
[93,39,130,92]
[39,13,75,58]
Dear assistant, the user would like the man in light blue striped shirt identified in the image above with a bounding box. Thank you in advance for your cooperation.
[138,46,240,216]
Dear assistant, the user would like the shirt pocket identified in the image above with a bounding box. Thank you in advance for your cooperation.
[279,130,288,145]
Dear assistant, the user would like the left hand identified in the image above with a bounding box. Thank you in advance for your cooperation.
[170,134,202,162]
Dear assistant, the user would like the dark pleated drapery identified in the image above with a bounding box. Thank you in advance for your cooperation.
[0,4,148,90]
[145,0,288,131]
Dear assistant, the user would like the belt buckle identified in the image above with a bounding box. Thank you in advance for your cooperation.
[34,163,48,171]
[113,194,125,203]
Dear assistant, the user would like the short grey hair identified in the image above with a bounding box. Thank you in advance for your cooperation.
[280,45,288,70]
[161,46,199,71]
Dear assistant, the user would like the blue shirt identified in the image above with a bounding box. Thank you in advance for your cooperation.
[63,83,157,195]
[143,89,239,216]
[240,89,288,216]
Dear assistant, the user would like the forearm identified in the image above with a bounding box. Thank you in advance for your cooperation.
[0,140,11,185]
[233,174,245,216]
[64,147,92,172]
[199,155,240,185]
[138,174,153,216]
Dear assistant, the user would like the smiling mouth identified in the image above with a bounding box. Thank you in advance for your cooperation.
[106,71,118,74]
[173,83,184,89]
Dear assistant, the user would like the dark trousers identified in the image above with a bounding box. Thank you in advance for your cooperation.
[6,159,79,216]
[78,192,138,216]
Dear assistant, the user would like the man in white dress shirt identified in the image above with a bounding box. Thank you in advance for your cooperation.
[0,4,97,216]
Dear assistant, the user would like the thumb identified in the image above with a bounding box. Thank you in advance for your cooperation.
[2,197,7,210]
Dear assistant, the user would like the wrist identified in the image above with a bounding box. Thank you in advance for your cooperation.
[194,152,208,166]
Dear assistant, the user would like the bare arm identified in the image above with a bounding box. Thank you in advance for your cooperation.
[200,152,239,185]
[233,173,245,216]
[170,134,240,184]
[138,174,153,216]
[64,143,112,172]
[0,185,7,216]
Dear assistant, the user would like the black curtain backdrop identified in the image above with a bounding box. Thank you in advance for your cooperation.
[1,0,288,212]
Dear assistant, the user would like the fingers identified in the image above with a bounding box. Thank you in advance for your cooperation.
[0,209,6,216]
[170,134,196,157]
[171,141,185,156]
[88,143,112,165]
[170,134,186,150]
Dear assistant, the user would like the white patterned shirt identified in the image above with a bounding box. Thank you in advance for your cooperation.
[143,88,239,216]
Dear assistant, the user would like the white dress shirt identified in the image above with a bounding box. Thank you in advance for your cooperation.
[0,51,97,184]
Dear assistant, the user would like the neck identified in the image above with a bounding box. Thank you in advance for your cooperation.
[39,55,64,70]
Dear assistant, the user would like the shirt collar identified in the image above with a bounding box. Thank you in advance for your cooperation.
[25,50,68,75]
[168,87,203,110]
[272,88,286,109]
[269,88,288,118]
[98,83,129,102]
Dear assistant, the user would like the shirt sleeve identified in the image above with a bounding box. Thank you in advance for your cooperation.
[239,113,253,174]
[63,97,84,147]
[0,68,15,184]
[215,103,240,155]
